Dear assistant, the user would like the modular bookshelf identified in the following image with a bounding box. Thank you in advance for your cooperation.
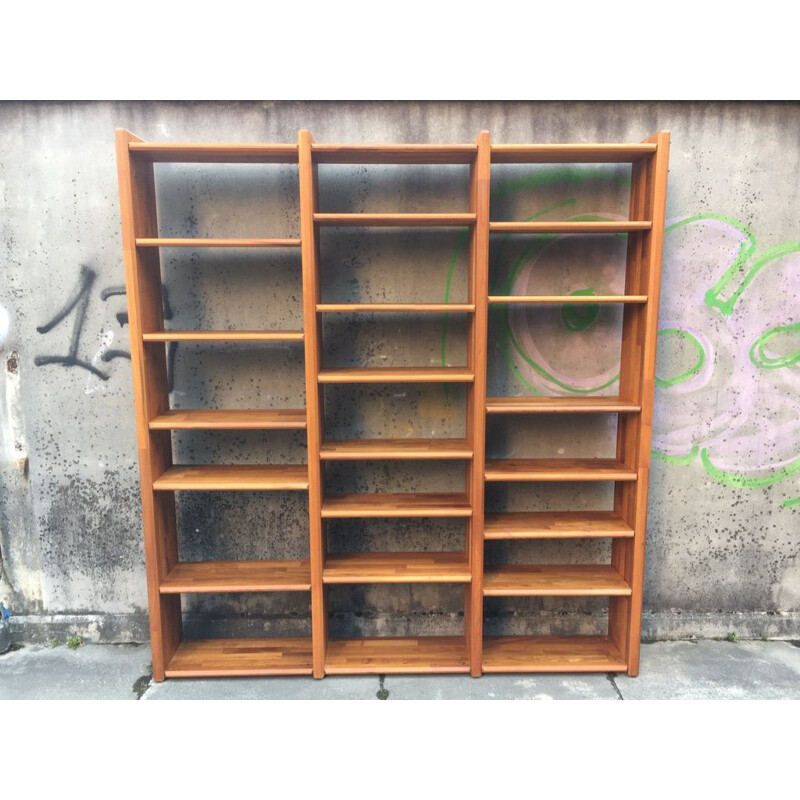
[116,128,670,681]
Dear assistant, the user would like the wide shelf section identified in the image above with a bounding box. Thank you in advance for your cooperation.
[135,238,301,248]
[321,493,472,518]
[160,560,311,593]
[325,637,470,674]
[482,636,627,673]
[483,564,630,596]
[486,396,641,414]
[491,143,657,163]
[488,295,647,304]
[320,438,472,460]
[489,221,651,234]
[323,552,471,583]
[312,143,477,164]
[129,142,299,163]
[484,511,634,540]
[314,213,476,227]
[317,303,475,313]
[152,464,309,491]
[485,458,637,482]
[166,638,313,677]
[317,367,474,384]
[149,409,306,430]
[142,330,304,342]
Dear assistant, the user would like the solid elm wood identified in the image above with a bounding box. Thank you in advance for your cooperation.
[319,438,472,460]
[152,464,309,491]
[321,493,472,518]
[488,295,648,304]
[491,143,657,163]
[142,330,304,342]
[317,366,474,383]
[489,221,652,234]
[323,552,471,583]
[166,638,313,677]
[314,213,477,227]
[484,458,638,482]
[483,564,631,596]
[486,396,641,414]
[148,409,306,430]
[136,237,301,248]
[325,637,470,673]
[312,143,478,164]
[316,303,475,313]
[483,636,627,672]
[129,142,299,163]
[160,560,311,593]
[484,511,635,539]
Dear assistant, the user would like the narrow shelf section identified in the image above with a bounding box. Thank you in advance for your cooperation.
[491,143,657,163]
[129,142,299,163]
[486,397,641,414]
[160,560,311,593]
[318,367,474,383]
[488,295,647,304]
[323,552,471,583]
[153,465,309,491]
[136,238,301,248]
[484,511,634,540]
[320,438,472,460]
[483,564,631,596]
[149,409,307,430]
[142,331,304,342]
[166,638,313,677]
[325,637,470,674]
[317,303,475,313]
[314,213,476,227]
[482,636,627,673]
[312,143,477,164]
[485,458,637,482]
[489,221,651,234]
[321,493,472,518]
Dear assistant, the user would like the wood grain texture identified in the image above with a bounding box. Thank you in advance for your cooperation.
[491,143,656,163]
[484,458,638,482]
[312,143,477,164]
[166,639,313,677]
[317,367,474,383]
[142,330,304,342]
[129,142,299,163]
[488,295,647,304]
[323,552,471,583]
[489,221,651,234]
[483,564,631,596]
[486,396,640,414]
[321,493,472,518]
[484,511,634,539]
[160,560,311,593]
[317,303,475,313]
[152,465,309,491]
[136,238,301,247]
[314,213,476,227]
[483,636,627,672]
[148,409,306,430]
[325,637,469,673]
[320,438,472,460]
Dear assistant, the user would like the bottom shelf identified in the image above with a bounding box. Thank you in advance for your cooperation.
[165,638,313,677]
[325,637,470,674]
[483,636,626,673]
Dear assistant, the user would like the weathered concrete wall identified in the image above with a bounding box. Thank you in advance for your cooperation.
[0,101,797,643]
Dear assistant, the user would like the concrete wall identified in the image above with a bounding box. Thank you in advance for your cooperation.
[0,101,797,643]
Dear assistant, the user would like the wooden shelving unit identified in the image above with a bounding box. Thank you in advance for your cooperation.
[117,128,669,680]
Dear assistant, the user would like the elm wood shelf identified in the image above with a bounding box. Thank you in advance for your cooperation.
[312,143,478,164]
[142,331,304,342]
[489,221,652,234]
[128,142,299,163]
[484,511,635,540]
[486,396,641,414]
[325,637,470,674]
[160,560,311,593]
[314,213,476,227]
[482,564,631,596]
[149,409,307,430]
[482,637,627,673]
[152,465,309,491]
[484,458,638,482]
[166,639,314,677]
[316,303,476,313]
[321,493,472,518]
[488,295,648,304]
[323,552,471,583]
[317,367,474,383]
[491,143,658,163]
[136,238,301,248]
[320,438,472,460]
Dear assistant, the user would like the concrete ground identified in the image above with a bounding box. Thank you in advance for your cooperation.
[1,639,799,700]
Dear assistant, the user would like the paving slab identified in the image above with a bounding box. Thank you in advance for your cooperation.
[0,643,151,700]
[615,641,800,700]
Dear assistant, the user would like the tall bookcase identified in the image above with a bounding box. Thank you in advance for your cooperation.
[116,128,669,681]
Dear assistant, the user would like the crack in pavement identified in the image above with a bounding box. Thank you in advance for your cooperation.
[606,673,624,700]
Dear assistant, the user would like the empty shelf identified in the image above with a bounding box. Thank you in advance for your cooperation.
[317,367,474,383]
[136,238,301,247]
[321,493,472,518]
[483,564,631,596]
[142,330,304,342]
[166,638,313,677]
[491,143,657,163]
[485,458,637,482]
[484,511,634,539]
[488,295,647,304]
[489,221,651,234]
[153,465,309,491]
[325,637,470,674]
[483,636,627,673]
[129,142,299,163]
[314,213,476,227]
[486,397,641,414]
[160,560,311,593]
[320,438,472,460]
[323,552,471,583]
[317,303,475,313]
[149,409,306,430]
[312,143,477,164]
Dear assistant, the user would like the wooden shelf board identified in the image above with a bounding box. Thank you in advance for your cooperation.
[488,295,647,304]
[320,438,472,460]
[483,636,627,672]
[484,511,634,539]
[491,143,657,163]
[486,396,640,414]
[483,564,631,596]
[325,637,470,673]
[149,409,306,430]
[142,330,304,343]
[160,560,311,593]
[485,458,637,482]
[318,367,474,383]
[321,493,472,518]
[489,221,651,234]
[312,143,477,164]
[136,237,301,248]
[129,142,299,163]
[165,638,313,677]
[153,464,309,491]
[317,303,475,313]
[314,213,476,227]
[323,552,471,583]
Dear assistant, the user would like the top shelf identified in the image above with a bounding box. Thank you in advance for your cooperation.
[491,143,657,163]
[128,143,299,164]
[312,144,478,164]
